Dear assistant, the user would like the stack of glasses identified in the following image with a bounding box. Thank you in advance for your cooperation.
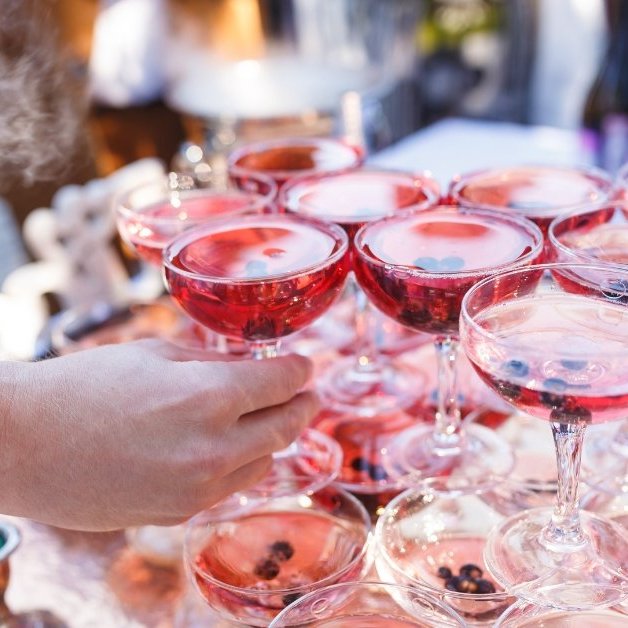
[105,137,627,626]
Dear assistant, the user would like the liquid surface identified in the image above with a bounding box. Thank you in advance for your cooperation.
[235,140,359,175]
[195,510,365,590]
[468,293,628,423]
[362,212,536,272]
[455,167,610,216]
[120,193,263,264]
[558,221,628,264]
[172,219,340,279]
[286,172,432,225]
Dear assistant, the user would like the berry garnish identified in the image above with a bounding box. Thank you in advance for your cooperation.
[439,256,465,272]
[437,566,452,579]
[540,378,568,409]
[282,593,302,607]
[560,359,587,371]
[253,558,280,580]
[413,256,439,271]
[459,563,483,579]
[368,464,388,481]
[503,359,529,378]
[269,540,294,562]
[495,379,522,401]
[457,577,478,594]
[445,576,461,592]
[476,579,496,594]
[350,457,371,472]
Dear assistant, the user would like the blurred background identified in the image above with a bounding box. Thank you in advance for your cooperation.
[3,0,626,223]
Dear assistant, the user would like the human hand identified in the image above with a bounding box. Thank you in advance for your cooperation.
[0,339,318,531]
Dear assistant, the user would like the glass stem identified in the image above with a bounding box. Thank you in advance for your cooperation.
[353,279,380,373]
[249,340,280,360]
[543,421,587,550]
[432,336,462,452]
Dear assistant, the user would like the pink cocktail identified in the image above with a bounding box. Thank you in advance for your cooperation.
[549,203,628,496]
[228,137,363,189]
[164,215,350,351]
[450,165,613,233]
[115,173,276,266]
[460,263,628,609]
[281,168,439,420]
[186,483,371,627]
[353,207,543,490]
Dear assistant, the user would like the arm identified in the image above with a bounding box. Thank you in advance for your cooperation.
[0,340,318,531]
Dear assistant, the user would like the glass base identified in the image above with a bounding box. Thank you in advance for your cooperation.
[484,507,628,610]
[583,428,628,497]
[317,355,424,417]
[382,420,515,491]
[244,428,343,498]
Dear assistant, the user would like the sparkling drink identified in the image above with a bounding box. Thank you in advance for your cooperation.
[186,485,370,627]
[460,263,628,610]
[229,137,363,189]
[280,169,439,241]
[466,292,628,425]
[450,165,613,232]
[549,203,628,265]
[164,215,350,342]
[354,208,542,336]
[193,511,366,620]
[115,174,276,266]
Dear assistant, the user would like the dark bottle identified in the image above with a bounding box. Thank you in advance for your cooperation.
[583,0,628,174]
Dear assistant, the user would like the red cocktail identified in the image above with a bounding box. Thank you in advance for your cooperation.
[353,207,543,490]
[164,214,349,493]
[450,165,613,233]
[281,168,438,420]
[115,172,276,266]
[460,263,628,610]
[164,215,350,351]
[228,137,363,189]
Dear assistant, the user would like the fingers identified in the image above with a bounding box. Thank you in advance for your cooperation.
[214,354,314,416]
[200,455,274,509]
[220,391,320,470]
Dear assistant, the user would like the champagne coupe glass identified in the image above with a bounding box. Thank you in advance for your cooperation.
[549,202,628,497]
[185,481,371,627]
[228,136,364,190]
[353,206,544,490]
[495,599,628,627]
[376,484,515,626]
[460,262,628,609]
[450,165,613,238]
[163,214,350,494]
[269,581,466,627]
[281,168,439,416]
[115,171,277,266]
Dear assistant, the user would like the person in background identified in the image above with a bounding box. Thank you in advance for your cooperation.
[0,0,319,532]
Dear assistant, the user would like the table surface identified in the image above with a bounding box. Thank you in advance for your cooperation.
[2,118,600,627]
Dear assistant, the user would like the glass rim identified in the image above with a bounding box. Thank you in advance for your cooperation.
[547,200,628,265]
[226,136,363,178]
[449,164,614,219]
[162,213,350,285]
[185,484,372,596]
[278,167,440,226]
[113,171,277,226]
[460,261,628,353]
[374,488,512,602]
[269,580,467,627]
[353,206,544,279]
